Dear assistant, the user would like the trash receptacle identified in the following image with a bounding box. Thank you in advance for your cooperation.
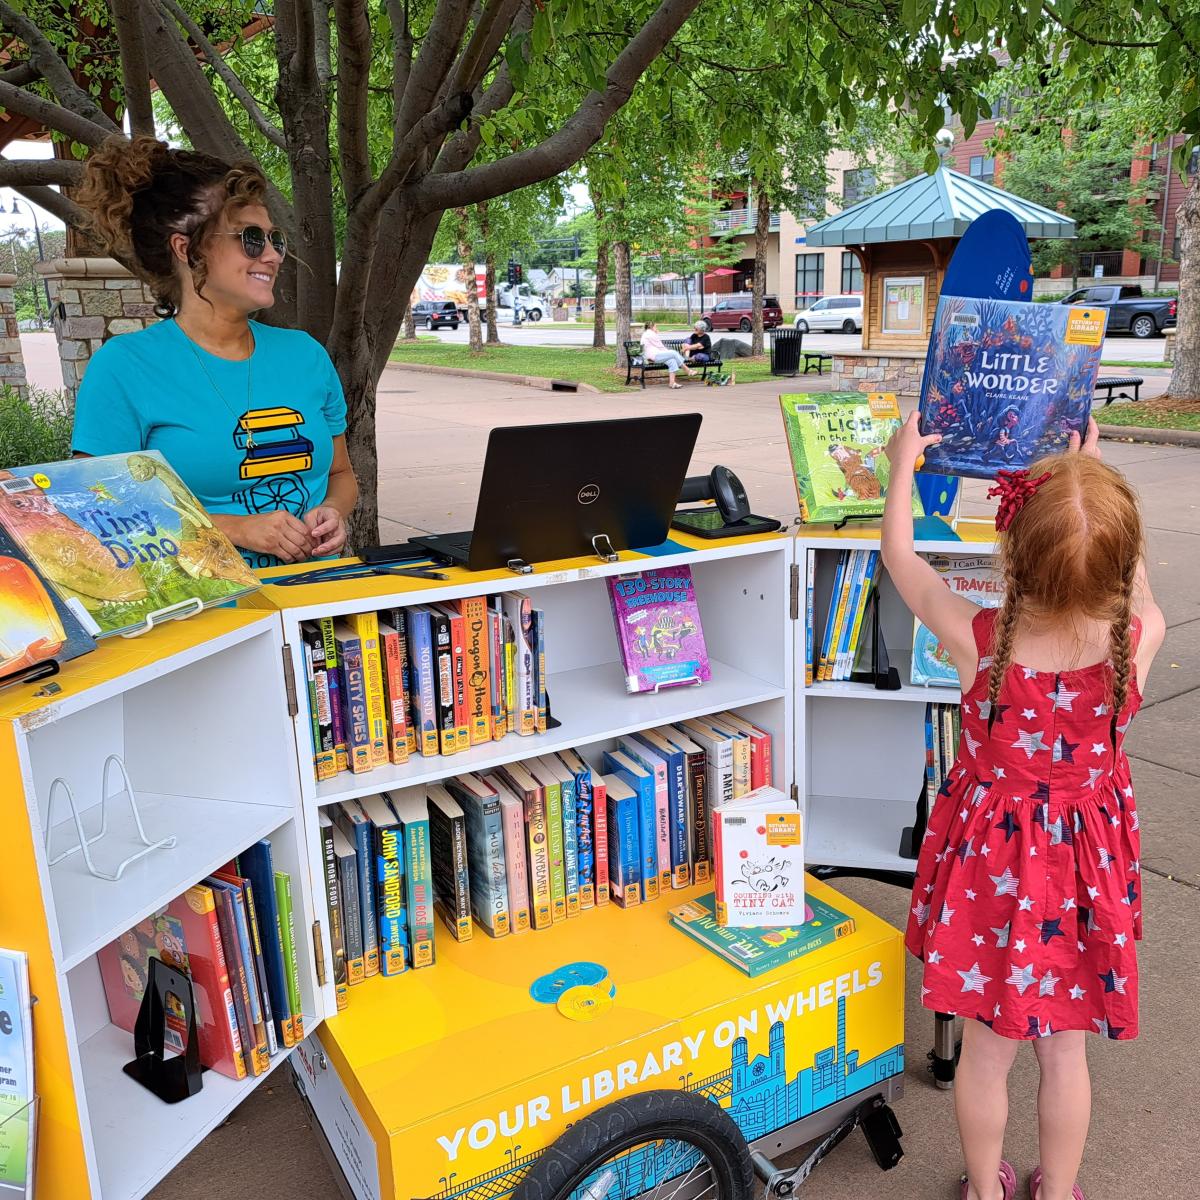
[770,327,802,376]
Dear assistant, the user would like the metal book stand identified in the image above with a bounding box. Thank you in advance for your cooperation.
[44,755,177,882]
[123,957,203,1104]
[120,596,204,639]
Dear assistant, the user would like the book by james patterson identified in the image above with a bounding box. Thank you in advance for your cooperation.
[918,297,1107,479]
[607,566,711,694]
[911,555,1004,686]
[427,783,473,941]
[779,392,916,524]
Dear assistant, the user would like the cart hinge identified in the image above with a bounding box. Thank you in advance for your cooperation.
[790,781,799,803]
[788,562,800,620]
[312,920,326,986]
[281,644,299,717]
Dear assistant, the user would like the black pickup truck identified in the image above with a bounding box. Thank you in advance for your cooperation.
[1059,284,1177,339]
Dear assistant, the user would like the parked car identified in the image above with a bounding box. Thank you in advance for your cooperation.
[794,294,863,334]
[700,295,783,332]
[1058,284,1176,339]
[412,300,460,330]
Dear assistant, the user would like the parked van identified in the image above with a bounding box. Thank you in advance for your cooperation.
[700,295,783,332]
[793,295,863,334]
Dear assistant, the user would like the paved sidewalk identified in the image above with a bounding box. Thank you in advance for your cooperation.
[156,368,1200,1200]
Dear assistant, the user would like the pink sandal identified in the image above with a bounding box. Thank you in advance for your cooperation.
[961,1160,1017,1199]
[1028,1166,1086,1199]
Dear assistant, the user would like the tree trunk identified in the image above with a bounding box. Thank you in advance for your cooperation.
[1166,173,1199,403]
[340,344,380,555]
[402,306,417,339]
[752,184,770,356]
[593,234,610,349]
[614,239,632,368]
[480,202,500,345]
[455,208,483,353]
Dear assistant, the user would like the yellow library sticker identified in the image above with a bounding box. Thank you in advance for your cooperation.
[556,984,614,1022]
[1064,308,1106,347]
[867,393,901,419]
[765,812,802,847]
[32,473,50,489]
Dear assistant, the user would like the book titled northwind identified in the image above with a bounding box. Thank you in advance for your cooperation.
[918,297,1107,479]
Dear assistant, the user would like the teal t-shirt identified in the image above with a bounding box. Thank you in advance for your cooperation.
[72,318,347,570]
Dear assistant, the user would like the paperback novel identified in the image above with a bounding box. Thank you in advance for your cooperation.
[0,452,257,637]
[918,297,1107,478]
[607,566,711,694]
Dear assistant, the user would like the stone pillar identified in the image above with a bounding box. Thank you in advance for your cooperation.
[0,273,30,397]
[35,257,158,396]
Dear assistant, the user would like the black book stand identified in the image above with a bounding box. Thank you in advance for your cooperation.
[123,957,204,1104]
[847,587,901,691]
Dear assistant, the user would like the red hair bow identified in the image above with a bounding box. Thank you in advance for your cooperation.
[987,468,1051,532]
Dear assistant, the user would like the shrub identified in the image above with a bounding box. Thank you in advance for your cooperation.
[0,385,74,469]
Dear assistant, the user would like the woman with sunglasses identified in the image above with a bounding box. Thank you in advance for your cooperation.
[70,136,357,569]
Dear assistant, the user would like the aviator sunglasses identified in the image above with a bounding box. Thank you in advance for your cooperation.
[214,225,288,259]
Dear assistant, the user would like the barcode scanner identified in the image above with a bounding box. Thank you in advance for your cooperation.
[674,466,781,538]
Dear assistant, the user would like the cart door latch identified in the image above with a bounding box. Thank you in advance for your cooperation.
[281,644,299,717]
[788,562,800,620]
[312,920,326,986]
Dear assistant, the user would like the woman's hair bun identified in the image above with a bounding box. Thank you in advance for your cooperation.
[77,135,172,258]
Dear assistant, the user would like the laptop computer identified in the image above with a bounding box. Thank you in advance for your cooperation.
[412,413,703,571]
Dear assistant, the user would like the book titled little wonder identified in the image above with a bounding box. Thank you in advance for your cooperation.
[607,565,711,694]
[668,892,856,977]
[780,392,916,525]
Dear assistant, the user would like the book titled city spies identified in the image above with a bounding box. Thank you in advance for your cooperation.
[917,297,1107,479]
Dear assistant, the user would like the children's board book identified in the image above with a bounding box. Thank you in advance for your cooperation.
[711,786,804,928]
[0,948,34,1195]
[917,297,1107,479]
[668,891,856,977]
[0,521,96,686]
[0,453,258,637]
[911,555,1004,687]
[607,565,711,694]
[779,392,919,524]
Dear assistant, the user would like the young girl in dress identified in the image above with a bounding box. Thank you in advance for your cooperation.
[882,414,1165,1200]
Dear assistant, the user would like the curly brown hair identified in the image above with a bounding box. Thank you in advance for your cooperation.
[986,453,1144,744]
[75,135,270,315]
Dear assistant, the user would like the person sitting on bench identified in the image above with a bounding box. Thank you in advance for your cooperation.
[680,320,713,366]
[640,321,694,389]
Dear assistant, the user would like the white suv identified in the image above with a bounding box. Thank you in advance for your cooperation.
[794,295,863,334]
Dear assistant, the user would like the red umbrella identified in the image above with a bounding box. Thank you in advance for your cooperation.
[705,267,738,278]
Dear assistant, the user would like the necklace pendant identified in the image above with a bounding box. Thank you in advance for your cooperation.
[245,434,256,449]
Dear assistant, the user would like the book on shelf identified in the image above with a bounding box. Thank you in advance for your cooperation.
[628,731,690,888]
[0,520,95,687]
[702,715,751,799]
[318,618,348,773]
[607,565,711,694]
[300,623,336,781]
[603,748,659,902]
[273,869,305,1040]
[779,392,917,525]
[206,875,270,1075]
[495,783,532,932]
[530,757,579,917]
[500,593,538,735]
[716,714,773,791]
[669,892,855,977]
[389,787,436,967]
[357,794,409,975]
[657,725,710,883]
[427,784,474,942]
[712,785,804,928]
[812,549,881,684]
[318,812,349,1009]
[377,613,412,765]
[345,612,388,767]
[333,622,373,774]
[678,717,734,815]
[804,549,816,687]
[911,555,1004,687]
[0,451,258,637]
[497,760,559,925]
[333,801,380,976]
[405,606,441,758]
[557,749,597,909]
[447,773,511,938]
[239,839,300,1045]
[329,824,365,986]
[918,296,1107,479]
[603,773,642,908]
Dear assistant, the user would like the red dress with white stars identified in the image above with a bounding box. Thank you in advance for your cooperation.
[905,607,1143,1041]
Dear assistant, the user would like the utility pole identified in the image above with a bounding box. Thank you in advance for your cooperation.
[8,197,51,316]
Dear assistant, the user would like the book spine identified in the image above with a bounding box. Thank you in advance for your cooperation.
[560,771,580,917]
[606,792,641,908]
[621,767,659,902]
[403,814,436,966]
[240,880,278,1055]
[501,799,531,932]
[543,779,567,922]
[711,810,727,924]
[688,749,710,882]
[591,774,610,906]
[462,596,492,745]
[375,822,408,976]
[534,608,548,733]
[430,610,460,755]
[805,549,816,687]
[227,883,270,1073]
[238,841,294,1047]
[303,625,336,782]
[833,552,866,682]
[445,609,471,750]
[429,802,473,942]
[406,609,440,757]
[504,619,517,734]
[521,783,554,930]
[350,817,379,976]
[380,624,411,765]
[274,871,305,1040]
[923,703,937,811]
[818,551,848,682]
[349,612,389,766]
[666,751,689,888]
[320,618,347,773]
[757,729,774,790]
[320,822,348,1010]
[489,608,506,741]
[475,804,511,937]
[212,885,259,1076]
[573,768,595,909]
[336,633,373,773]
[204,892,248,1077]
[652,763,671,893]
[505,596,537,734]
[338,845,365,985]
[395,610,417,756]
[829,551,861,682]
[844,551,879,680]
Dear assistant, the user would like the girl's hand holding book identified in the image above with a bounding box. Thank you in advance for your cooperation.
[1067,415,1102,459]
[884,411,942,472]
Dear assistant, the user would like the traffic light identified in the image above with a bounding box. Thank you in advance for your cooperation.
[513,262,524,284]
[506,260,516,285]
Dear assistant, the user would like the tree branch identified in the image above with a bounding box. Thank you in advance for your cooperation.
[157,0,286,149]
[386,0,413,112]
[313,1,333,89]
[12,184,86,232]
[111,0,156,137]
[0,78,112,148]
[451,0,523,97]
[393,0,473,142]
[0,2,121,134]
[334,0,373,200]
[0,62,38,87]
[413,0,705,212]
[0,157,84,187]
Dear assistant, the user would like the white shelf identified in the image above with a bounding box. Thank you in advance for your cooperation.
[313,657,784,804]
[79,1018,306,1200]
[805,677,960,704]
[805,794,918,875]
[50,793,292,971]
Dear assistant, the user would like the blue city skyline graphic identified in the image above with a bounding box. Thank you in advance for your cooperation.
[429,996,904,1200]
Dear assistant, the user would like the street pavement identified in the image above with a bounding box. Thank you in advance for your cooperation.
[155,367,1199,1200]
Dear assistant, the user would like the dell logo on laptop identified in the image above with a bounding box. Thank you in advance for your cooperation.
[577,484,600,505]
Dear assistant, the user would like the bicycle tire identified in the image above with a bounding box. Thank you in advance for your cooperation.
[512,1089,754,1200]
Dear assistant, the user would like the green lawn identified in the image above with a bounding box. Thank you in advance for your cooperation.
[389,340,776,392]
[1097,403,1200,433]
[1099,359,1169,369]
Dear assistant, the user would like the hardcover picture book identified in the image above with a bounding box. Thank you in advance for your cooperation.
[0,453,258,637]
[918,296,1107,478]
[780,392,918,524]
[607,565,711,694]
[711,786,804,928]
[669,891,855,977]
[911,555,1004,686]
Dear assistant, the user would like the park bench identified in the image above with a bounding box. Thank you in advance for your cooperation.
[1094,376,1144,406]
[802,350,833,375]
[623,338,724,387]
